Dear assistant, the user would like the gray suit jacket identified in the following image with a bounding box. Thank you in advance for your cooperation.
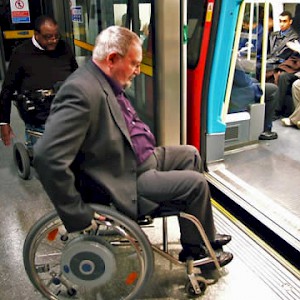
[33,59,158,232]
[269,28,299,60]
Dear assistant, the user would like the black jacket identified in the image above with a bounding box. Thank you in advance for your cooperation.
[0,38,78,124]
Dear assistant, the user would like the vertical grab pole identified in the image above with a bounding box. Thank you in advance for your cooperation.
[181,0,188,145]
[162,217,168,252]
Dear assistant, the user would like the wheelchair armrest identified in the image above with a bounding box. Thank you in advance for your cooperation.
[137,216,154,226]
[137,207,180,226]
[152,207,180,218]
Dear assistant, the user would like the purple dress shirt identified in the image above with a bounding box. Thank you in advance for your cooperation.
[97,65,156,165]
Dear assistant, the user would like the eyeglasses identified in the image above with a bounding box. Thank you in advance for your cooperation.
[39,33,61,41]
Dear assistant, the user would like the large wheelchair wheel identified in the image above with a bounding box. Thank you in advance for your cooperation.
[23,204,154,300]
[13,142,31,179]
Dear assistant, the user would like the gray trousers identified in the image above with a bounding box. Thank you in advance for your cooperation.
[137,145,216,246]
[275,72,298,115]
[290,79,300,125]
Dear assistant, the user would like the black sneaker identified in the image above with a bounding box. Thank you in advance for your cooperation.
[259,131,278,140]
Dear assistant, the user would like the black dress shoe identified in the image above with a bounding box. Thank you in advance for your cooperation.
[179,245,206,262]
[179,249,233,267]
[258,131,278,140]
[210,233,232,250]
[216,251,233,267]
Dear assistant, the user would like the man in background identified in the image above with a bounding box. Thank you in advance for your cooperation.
[267,11,298,65]
[0,15,78,147]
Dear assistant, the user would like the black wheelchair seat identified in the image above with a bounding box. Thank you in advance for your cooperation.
[14,89,55,125]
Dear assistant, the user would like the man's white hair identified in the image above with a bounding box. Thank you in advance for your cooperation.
[92,26,142,61]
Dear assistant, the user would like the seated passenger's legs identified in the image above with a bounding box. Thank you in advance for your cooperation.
[137,168,215,244]
[285,79,300,128]
[154,145,203,173]
[258,83,279,140]
[291,79,300,126]
[264,83,278,131]
[275,72,298,117]
[137,145,233,266]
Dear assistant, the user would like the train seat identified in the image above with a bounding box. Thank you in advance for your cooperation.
[225,103,264,148]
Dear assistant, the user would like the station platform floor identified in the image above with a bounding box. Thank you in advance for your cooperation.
[0,106,299,299]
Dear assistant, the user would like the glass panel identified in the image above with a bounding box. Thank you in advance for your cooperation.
[237,3,264,80]
[129,2,153,131]
[228,3,271,116]
[69,0,155,132]
[187,0,206,69]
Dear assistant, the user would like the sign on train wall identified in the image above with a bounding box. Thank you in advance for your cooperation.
[10,0,30,24]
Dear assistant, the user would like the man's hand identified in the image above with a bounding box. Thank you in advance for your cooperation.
[1,124,15,146]
[286,40,300,54]
[82,212,106,233]
[94,212,106,222]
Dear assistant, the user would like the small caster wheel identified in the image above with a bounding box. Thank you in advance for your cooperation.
[185,278,207,297]
[60,234,69,242]
[67,287,77,296]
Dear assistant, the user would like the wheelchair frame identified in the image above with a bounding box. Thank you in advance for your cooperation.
[13,89,53,179]
[23,204,222,299]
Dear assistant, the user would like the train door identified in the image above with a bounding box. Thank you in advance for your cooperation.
[205,0,300,252]
[205,0,300,159]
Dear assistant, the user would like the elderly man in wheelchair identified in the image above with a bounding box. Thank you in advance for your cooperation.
[25,26,233,299]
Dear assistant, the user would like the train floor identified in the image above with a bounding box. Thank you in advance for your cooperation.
[208,119,300,252]
[0,106,299,299]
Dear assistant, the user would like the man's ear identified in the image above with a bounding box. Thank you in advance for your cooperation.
[34,31,39,42]
[107,52,119,65]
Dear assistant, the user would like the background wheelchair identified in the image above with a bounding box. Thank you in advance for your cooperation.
[23,203,222,299]
[13,89,55,179]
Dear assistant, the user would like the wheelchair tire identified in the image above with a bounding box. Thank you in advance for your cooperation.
[13,142,31,180]
[23,204,154,300]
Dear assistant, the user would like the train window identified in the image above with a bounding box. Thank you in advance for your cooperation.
[229,1,299,107]
[126,1,154,132]
[114,4,127,26]
[293,4,300,34]
[139,3,151,43]
[69,0,155,132]
[236,3,264,79]
[187,0,206,69]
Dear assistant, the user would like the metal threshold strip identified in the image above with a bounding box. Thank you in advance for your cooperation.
[206,168,300,252]
[212,199,300,300]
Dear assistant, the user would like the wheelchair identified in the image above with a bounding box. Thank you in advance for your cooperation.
[13,89,55,180]
[23,203,222,299]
